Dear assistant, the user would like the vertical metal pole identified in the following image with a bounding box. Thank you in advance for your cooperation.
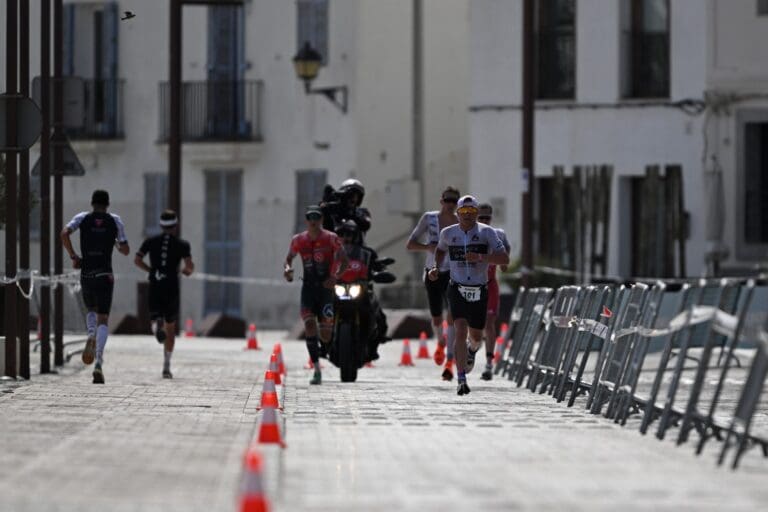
[39,0,51,373]
[19,0,31,379]
[169,0,182,222]
[521,0,535,288]
[4,0,20,379]
[53,0,64,366]
[411,0,424,285]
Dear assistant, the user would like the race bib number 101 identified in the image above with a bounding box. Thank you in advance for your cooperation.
[458,284,481,302]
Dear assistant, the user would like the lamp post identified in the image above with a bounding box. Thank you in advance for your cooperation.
[292,42,348,114]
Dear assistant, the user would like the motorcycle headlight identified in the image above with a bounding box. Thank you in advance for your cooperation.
[348,284,362,298]
[334,284,347,298]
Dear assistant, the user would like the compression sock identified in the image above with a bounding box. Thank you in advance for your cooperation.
[446,325,456,360]
[95,324,109,365]
[86,312,97,338]
[164,350,172,371]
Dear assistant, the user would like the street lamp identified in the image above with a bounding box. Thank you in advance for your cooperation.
[292,41,348,114]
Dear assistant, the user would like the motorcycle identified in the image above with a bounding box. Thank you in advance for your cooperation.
[328,254,395,382]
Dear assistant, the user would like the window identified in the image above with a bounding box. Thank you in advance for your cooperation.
[743,122,768,245]
[759,0,768,15]
[143,173,168,237]
[536,0,576,100]
[622,0,670,98]
[204,170,242,316]
[295,170,328,233]
[297,0,329,63]
[207,4,247,139]
[60,1,121,138]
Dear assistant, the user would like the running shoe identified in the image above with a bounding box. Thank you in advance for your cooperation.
[310,370,322,385]
[82,336,96,365]
[162,369,173,379]
[457,381,471,396]
[441,360,454,381]
[481,367,493,381]
[155,320,166,344]
[466,345,479,373]
[433,343,446,366]
[92,365,105,384]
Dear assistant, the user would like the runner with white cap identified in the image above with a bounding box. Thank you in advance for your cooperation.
[428,195,509,395]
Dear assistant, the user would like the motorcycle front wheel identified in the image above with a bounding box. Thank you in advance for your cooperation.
[337,322,358,383]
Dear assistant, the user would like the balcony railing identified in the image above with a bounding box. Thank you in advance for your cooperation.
[31,77,125,139]
[158,80,263,143]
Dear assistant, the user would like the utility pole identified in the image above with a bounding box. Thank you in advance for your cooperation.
[53,0,64,366]
[169,0,182,222]
[4,0,19,379]
[19,0,31,379]
[521,0,535,287]
[39,0,52,373]
[411,0,425,284]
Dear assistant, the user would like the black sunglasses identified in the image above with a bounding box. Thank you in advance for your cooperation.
[478,215,492,221]
[442,196,459,204]
[306,213,322,220]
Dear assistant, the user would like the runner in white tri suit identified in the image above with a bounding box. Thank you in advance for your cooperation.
[406,186,460,381]
[429,195,509,396]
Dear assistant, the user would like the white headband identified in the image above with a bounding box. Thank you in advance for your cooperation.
[159,218,178,227]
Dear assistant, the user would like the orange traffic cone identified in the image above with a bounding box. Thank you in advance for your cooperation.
[257,405,286,448]
[500,322,509,337]
[268,353,282,385]
[238,446,271,512]
[257,371,281,410]
[417,331,430,359]
[399,339,415,366]
[184,318,195,337]
[273,344,286,375]
[245,323,260,350]
[493,336,504,364]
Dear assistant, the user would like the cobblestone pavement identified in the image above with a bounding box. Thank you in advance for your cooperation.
[1,332,767,512]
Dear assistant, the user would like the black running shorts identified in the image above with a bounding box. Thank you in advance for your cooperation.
[81,274,115,315]
[447,281,488,330]
[149,281,181,323]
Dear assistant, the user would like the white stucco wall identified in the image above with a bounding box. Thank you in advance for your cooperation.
[469,0,721,278]
[0,0,469,329]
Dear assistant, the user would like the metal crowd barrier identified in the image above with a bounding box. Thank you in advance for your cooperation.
[497,278,768,469]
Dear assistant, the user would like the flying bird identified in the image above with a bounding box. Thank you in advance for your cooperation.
[121,11,135,21]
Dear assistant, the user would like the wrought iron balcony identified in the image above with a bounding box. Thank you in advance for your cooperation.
[158,80,263,143]
[31,77,125,140]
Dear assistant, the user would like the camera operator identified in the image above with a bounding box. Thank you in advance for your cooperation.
[321,179,371,244]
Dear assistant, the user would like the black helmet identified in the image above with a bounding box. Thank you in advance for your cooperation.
[339,178,365,205]
[336,219,358,237]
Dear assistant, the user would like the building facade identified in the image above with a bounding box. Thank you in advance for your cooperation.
[468,0,768,280]
[0,0,470,328]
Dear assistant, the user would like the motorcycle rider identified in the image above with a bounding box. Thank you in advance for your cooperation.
[321,179,388,343]
[334,220,387,362]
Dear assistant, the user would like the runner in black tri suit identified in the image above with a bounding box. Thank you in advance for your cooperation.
[135,210,195,379]
[61,189,130,384]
